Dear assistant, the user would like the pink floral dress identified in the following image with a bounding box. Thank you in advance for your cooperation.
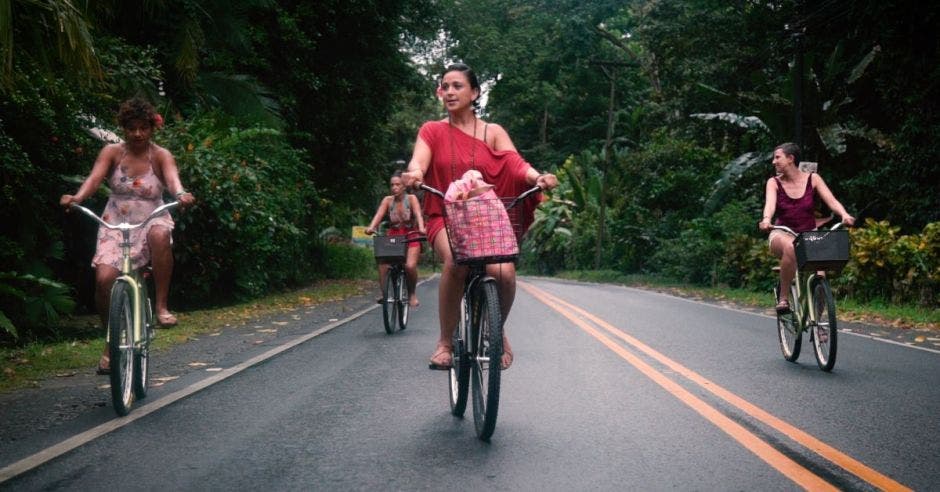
[91,144,174,271]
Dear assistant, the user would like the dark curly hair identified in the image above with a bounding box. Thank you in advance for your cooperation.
[117,97,158,129]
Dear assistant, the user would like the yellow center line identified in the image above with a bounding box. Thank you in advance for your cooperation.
[520,281,912,492]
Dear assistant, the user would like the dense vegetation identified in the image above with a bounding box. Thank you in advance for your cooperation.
[1,0,937,342]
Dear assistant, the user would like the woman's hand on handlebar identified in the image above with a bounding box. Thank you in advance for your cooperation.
[59,194,79,210]
[841,214,856,227]
[758,218,773,233]
[365,227,375,236]
[402,170,423,190]
[535,173,559,191]
[176,191,196,209]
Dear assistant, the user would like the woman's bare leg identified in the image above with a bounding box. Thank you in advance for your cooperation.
[377,262,390,300]
[770,234,797,304]
[148,226,174,318]
[405,246,420,307]
[486,262,516,369]
[432,230,466,365]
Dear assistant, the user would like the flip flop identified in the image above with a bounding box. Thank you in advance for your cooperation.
[428,344,453,370]
[775,299,791,314]
[157,313,178,327]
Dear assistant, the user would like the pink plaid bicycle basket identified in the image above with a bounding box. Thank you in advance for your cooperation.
[443,195,526,265]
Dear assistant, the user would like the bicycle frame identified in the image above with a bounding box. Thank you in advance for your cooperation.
[72,202,178,347]
[772,222,845,332]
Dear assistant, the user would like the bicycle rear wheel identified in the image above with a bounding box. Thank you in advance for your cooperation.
[134,285,153,399]
[776,281,802,362]
[810,277,838,371]
[470,281,502,441]
[382,271,396,334]
[397,269,409,330]
[108,282,136,416]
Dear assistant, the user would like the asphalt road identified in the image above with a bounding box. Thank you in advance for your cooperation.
[1,277,937,490]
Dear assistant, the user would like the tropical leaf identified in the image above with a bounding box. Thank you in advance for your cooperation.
[703,151,771,213]
[847,45,881,85]
[0,310,16,338]
[690,112,770,133]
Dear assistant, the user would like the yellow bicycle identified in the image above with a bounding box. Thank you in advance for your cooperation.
[72,202,178,415]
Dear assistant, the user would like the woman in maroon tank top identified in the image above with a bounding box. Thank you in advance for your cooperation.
[758,143,854,313]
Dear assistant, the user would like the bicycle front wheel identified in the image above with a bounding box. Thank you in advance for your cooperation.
[108,282,136,416]
[397,269,409,330]
[382,270,396,334]
[470,281,502,441]
[776,281,802,362]
[810,277,838,371]
[134,288,153,399]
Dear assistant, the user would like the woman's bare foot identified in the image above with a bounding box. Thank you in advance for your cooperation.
[96,346,110,375]
[501,336,513,370]
[409,295,420,308]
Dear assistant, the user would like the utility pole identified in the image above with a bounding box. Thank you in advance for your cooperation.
[791,1,805,148]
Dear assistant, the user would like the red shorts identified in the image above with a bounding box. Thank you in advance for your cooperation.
[388,227,421,249]
[425,216,445,247]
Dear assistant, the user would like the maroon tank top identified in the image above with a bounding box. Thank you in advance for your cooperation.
[774,175,816,232]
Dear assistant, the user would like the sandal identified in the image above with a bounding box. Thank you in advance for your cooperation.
[428,344,453,370]
[157,313,178,327]
[96,354,110,375]
[775,299,791,314]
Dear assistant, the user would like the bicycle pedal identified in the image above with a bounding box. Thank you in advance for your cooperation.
[428,363,451,371]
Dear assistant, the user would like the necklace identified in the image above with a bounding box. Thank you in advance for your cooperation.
[448,115,477,181]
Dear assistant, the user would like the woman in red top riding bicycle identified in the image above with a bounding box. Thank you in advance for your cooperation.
[402,63,558,370]
[365,170,426,308]
[758,142,854,313]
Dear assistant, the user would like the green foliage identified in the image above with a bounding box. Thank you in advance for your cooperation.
[650,200,755,285]
[838,219,940,307]
[320,244,374,280]
[0,271,75,340]
[160,114,318,303]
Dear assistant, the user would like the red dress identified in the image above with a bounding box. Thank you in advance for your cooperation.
[417,120,538,244]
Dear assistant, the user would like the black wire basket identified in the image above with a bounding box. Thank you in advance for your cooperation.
[794,229,850,272]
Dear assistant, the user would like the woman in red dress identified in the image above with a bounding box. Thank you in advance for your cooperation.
[403,63,558,370]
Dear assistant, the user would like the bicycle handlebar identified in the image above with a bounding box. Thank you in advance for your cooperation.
[771,222,845,236]
[71,201,179,231]
[419,184,542,210]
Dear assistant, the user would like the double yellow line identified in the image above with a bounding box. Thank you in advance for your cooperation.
[519,281,911,492]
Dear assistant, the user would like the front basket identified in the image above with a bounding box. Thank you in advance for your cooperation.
[794,229,850,272]
[373,236,407,262]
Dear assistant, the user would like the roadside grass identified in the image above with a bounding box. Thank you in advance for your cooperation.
[550,270,940,330]
[0,279,372,393]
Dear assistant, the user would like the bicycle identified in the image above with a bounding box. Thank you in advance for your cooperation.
[421,183,541,440]
[373,230,426,334]
[71,201,179,415]
[771,222,849,372]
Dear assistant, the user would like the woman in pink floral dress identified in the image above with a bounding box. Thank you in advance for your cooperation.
[61,98,195,373]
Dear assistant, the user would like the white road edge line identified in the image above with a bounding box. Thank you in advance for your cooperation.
[0,275,438,483]
[531,277,940,356]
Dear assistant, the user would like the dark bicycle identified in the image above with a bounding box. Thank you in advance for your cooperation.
[373,230,425,334]
[422,183,541,440]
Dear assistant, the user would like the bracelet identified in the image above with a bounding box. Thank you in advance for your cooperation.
[175,190,189,198]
